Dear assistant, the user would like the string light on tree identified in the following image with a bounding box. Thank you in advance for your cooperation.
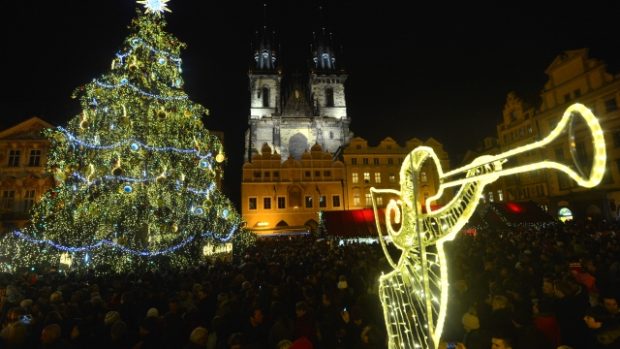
[0,0,243,271]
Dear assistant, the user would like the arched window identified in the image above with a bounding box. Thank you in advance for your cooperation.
[262,87,270,107]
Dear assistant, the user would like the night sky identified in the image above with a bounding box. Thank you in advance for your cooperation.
[1,0,618,208]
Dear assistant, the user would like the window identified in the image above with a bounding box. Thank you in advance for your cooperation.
[319,196,327,208]
[363,158,369,165]
[277,197,286,209]
[389,174,396,183]
[332,195,340,207]
[373,158,379,165]
[314,171,321,177]
[253,171,261,178]
[305,171,311,178]
[388,158,394,165]
[264,172,270,178]
[563,93,571,103]
[353,193,360,206]
[324,171,331,177]
[8,150,20,167]
[377,196,384,206]
[273,171,280,179]
[363,172,370,183]
[497,189,504,202]
[262,87,270,107]
[263,197,271,209]
[420,171,428,183]
[606,98,618,112]
[329,131,334,139]
[365,193,372,206]
[249,197,257,210]
[351,158,357,165]
[23,190,35,212]
[488,191,494,203]
[352,173,359,183]
[305,196,313,208]
[2,190,15,210]
[374,172,381,183]
[28,150,41,167]
[325,88,334,107]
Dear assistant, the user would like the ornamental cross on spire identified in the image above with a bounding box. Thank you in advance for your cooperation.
[138,0,171,15]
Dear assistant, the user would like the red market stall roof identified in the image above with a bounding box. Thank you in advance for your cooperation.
[323,209,384,237]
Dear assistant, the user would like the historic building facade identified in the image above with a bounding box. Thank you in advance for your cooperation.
[0,117,54,231]
[342,137,450,210]
[242,22,353,234]
[488,49,620,221]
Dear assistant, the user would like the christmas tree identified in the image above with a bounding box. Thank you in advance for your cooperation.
[2,0,241,271]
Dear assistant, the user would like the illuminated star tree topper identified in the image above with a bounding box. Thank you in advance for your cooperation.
[138,0,171,15]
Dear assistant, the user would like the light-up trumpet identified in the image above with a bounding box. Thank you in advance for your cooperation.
[370,103,606,349]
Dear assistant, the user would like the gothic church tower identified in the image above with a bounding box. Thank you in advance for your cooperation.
[245,8,352,161]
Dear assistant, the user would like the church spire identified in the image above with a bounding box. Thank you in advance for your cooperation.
[310,5,340,73]
[251,3,278,73]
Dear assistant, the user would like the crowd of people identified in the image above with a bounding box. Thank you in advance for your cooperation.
[442,221,620,349]
[0,219,620,348]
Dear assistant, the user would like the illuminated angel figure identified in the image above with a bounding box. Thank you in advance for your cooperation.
[370,103,606,349]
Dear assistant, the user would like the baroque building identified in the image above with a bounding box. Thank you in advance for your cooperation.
[342,137,450,210]
[489,49,620,221]
[0,117,54,231]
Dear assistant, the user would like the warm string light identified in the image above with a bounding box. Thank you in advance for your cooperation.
[0,0,243,272]
[94,79,188,101]
[10,226,236,257]
[370,103,607,349]
[59,128,212,155]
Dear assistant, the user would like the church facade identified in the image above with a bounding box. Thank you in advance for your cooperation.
[241,22,353,234]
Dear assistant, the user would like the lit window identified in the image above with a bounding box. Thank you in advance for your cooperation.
[353,194,360,207]
[249,198,257,210]
[365,193,372,206]
[374,172,381,183]
[488,192,494,203]
[352,173,359,183]
[420,171,427,182]
[364,172,370,183]
[497,190,504,202]
[377,196,383,206]
[389,174,396,183]
[29,150,41,167]
[263,197,271,209]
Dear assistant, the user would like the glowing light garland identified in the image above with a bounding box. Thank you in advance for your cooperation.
[11,225,235,257]
[59,127,212,156]
[370,103,606,349]
[70,173,216,198]
[94,79,187,100]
